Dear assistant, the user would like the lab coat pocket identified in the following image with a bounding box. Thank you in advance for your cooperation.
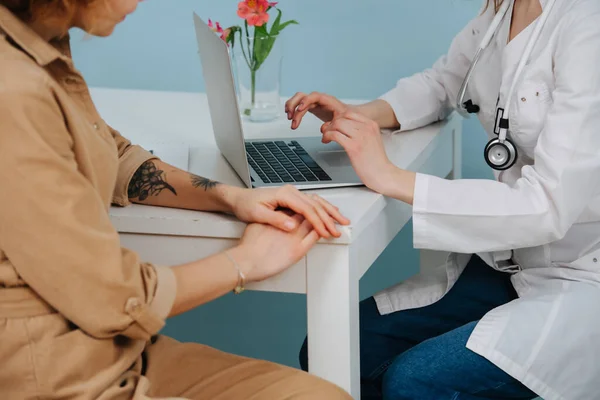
[512,81,553,156]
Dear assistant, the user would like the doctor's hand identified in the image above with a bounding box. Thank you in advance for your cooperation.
[285,92,355,130]
[229,185,350,239]
[322,111,417,204]
[322,111,395,193]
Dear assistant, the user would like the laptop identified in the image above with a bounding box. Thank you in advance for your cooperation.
[192,13,363,190]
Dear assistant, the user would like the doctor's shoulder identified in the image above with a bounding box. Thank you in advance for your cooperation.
[457,0,497,45]
[552,0,600,39]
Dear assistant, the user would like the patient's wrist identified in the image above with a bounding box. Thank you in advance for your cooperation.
[228,245,257,283]
[217,185,245,214]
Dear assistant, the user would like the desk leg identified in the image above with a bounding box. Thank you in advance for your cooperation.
[450,125,462,180]
[306,244,360,399]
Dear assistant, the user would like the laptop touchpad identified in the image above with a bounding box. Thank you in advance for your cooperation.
[317,150,352,167]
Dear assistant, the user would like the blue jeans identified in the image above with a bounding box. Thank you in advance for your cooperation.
[299,255,538,400]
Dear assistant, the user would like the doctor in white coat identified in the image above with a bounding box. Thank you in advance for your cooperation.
[288,0,600,399]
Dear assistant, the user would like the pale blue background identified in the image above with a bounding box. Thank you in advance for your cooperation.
[71,0,493,368]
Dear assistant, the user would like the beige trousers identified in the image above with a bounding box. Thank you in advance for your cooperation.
[133,335,352,400]
[1,286,350,400]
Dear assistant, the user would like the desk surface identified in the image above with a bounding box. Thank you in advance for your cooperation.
[92,87,457,244]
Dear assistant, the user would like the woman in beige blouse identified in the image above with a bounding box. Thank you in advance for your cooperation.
[0,0,351,399]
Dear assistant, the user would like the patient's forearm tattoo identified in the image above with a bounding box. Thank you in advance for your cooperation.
[190,174,220,191]
[128,161,177,201]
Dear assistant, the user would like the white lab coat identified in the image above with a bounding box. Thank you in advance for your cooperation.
[375,0,600,399]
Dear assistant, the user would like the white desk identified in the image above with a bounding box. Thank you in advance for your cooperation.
[92,87,463,399]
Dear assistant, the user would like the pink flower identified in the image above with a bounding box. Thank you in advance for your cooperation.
[208,18,222,33]
[208,19,230,43]
[237,0,273,27]
[221,28,231,42]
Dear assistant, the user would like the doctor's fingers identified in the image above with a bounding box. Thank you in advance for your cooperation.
[285,92,307,119]
[337,111,381,135]
[289,92,346,129]
[322,117,366,139]
[290,104,319,130]
[292,91,341,113]
[321,129,353,151]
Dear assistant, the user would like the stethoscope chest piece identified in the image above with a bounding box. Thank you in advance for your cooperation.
[484,137,517,170]
[456,0,558,171]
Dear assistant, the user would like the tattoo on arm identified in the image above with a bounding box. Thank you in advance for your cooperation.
[190,174,220,191]
[128,161,177,201]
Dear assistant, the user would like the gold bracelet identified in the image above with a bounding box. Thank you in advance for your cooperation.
[225,251,246,294]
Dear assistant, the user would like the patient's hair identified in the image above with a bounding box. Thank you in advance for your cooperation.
[485,0,505,13]
[0,0,93,22]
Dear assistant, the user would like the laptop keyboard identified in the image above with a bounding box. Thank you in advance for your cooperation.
[245,140,332,184]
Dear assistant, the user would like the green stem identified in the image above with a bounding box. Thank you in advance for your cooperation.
[244,21,254,68]
[238,30,252,70]
[251,68,256,105]
[244,21,257,108]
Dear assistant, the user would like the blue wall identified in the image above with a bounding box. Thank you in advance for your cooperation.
[71,0,493,368]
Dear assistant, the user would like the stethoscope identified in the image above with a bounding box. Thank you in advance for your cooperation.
[457,0,557,171]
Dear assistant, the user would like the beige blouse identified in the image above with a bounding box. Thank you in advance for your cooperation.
[0,5,177,398]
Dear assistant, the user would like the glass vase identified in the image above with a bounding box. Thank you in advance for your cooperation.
[231,34,283,122]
